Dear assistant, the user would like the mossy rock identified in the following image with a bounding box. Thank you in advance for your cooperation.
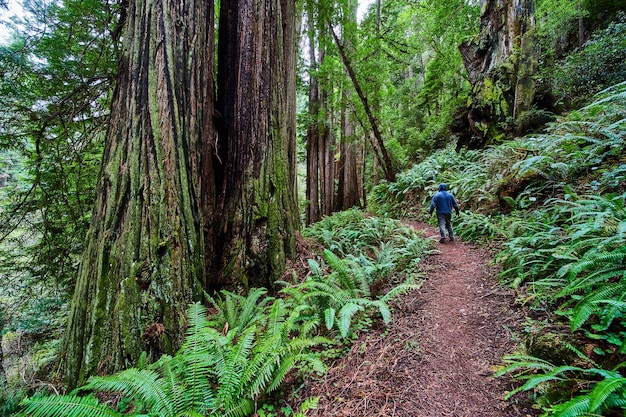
[525,331,579,365]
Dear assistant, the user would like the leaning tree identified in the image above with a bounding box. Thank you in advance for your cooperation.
[64,0,299,388]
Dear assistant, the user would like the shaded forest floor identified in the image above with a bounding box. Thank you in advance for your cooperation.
[285,221,539,417]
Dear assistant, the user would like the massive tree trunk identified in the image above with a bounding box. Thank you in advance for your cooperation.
[456,0,537,148]
[65,0,299,388]
[214,0,298,289]
[64,0,215,386]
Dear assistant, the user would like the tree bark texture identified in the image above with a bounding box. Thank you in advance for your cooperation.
[65,0,298,387]
[64,0,215,387]
[214,0,299,289]
[305,17,325,225]
[456,0,537,148]
[336,95,361,211]
[0,312,6,387]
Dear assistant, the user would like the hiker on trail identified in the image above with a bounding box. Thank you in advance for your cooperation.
[429,183,460,243]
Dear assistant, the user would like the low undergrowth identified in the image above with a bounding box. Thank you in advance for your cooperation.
[370,82,626,416]
[16,210,431,416]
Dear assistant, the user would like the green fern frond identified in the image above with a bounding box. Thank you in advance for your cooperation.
[307,257,324,277]
[266,354,296,393]
[221,398,255,417]
[83,368,175,416]
[216,327,256,408]
[501,364,585,400]
[300,317,321,337]
[232,287,271,330]
[324,307,336,330]
[370,299,392,324]
[495,355,557,377]
[338,303,364,337]
[176,412,206,417]
[380,283,421,303]
[588,377,626,412]
[186,302,208,338]
[569,282,626,330]
[267,298,287,338]
[550,395,591,417]
[323,249,358,294]
[19,395,121,417]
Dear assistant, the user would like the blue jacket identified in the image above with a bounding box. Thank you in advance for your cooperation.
[429,185,460,215]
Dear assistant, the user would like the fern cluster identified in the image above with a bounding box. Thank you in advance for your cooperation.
[303,208,432,273]
[496,354,626,417]
[20,210,429,417]
[299,209,430,337]
[20,299,327,417]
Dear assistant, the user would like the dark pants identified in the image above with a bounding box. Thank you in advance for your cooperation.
[437,213,454,239]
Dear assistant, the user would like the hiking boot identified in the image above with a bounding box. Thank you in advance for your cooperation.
[439,238,446,243]
[449,237,454,242]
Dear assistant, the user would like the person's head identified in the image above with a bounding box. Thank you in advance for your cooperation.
[438,183,447,191]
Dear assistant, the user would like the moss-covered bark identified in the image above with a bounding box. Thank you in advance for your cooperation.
[64,0,215,387]
[456,0,538,148]
[214,0,299,290]
[65,0,299,388]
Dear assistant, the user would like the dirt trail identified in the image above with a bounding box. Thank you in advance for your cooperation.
[289,222,533,417]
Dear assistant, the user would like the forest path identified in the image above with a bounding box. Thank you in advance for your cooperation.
[290,221,534,417]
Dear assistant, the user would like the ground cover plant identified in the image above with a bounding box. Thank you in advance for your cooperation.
[369,82,626,416]
[16,210,430,416]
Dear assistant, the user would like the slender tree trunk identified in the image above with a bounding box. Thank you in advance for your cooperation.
[64,0,215,387]
[283,0,299,189]
[0,310,6,387]
[358,141,366,206]
[328,21,395,182]
[376,0,381,33]
[321,117,336,217]
[305,16,320,225]
[215,0,298,289]
[578,0,584,47]
[336,95,360,211]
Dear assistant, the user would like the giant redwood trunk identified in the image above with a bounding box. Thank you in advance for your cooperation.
[64,0,215,387]
[214,0,299,289]
[456,0,537,148]
[65,0,299,388]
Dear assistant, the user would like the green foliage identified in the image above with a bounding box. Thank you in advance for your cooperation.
[496,354,626,416]
[290,250,392,338]
[297,209,429,337]
[0,0,118,288]
[19,301,327,417]
[455,211,504,242]
[1,3,119,398]
[552,17,626,107]
[375,83,626,413]
[536,0,585,58]
[18,239,420,416]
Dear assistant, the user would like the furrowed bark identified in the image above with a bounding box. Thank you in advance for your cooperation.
[64,0,215,387]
